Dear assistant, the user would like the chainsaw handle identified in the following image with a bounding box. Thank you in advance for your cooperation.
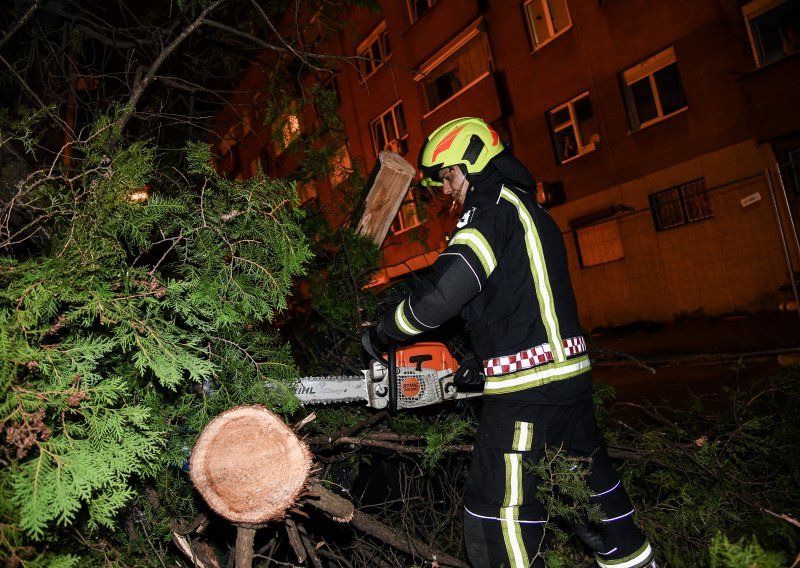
[360,328,398,413]
[361,328,388,367]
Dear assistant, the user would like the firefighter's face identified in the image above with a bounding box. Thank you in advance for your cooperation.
[438,166,469,207]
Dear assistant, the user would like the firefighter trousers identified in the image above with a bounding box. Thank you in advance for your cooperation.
[462,396,654,568]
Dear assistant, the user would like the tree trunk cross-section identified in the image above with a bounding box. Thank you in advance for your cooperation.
[190,405,312,525]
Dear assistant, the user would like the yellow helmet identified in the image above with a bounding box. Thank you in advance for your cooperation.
[418,117,504,186]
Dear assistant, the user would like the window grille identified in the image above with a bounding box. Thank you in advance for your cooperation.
[649,179,712,231]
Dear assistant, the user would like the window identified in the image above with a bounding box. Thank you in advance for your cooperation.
[408,0,438,23]
[649,179,712,231]
[574,220,624,267]
[621,47,687,131]
[272,103,301,156]
[416,24,492,112]
[370,102,408,156]
[524,0,572,49]
[788,147,800,194]
[548,92,600,164]
[357,22,392,79]
[328,145,352,187]
[743,0,800,66]
[328,145,351,188]
[390,189,421,234]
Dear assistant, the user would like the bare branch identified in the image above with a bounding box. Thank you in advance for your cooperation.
[116,0,226,136]
[202,19,287,53]
[73,23,139,49]
[0,0,43,50]
[0,53,70,137]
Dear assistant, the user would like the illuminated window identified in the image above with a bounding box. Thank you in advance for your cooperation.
[357,21,392,79]
[390,189,421,235]
[328,145,352,187]
[621,46,687,131]
[370,102,408,156]
[416,23,492,112]
[574,220,624,268]
[283,115,300,146]
[273,103,301,156]
[743,0,800,66]
[649,179,712,231]
[548,92,600,164]
[523,0,572,49]
[408,0,438,23]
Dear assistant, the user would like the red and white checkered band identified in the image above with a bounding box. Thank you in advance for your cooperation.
[563,335,587,357]
[483,335,587,377]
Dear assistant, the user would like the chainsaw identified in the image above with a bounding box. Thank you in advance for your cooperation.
[294,341,482,411]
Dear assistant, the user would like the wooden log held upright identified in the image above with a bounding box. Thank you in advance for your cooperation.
[354,150,416,246]
[190,405,312,568]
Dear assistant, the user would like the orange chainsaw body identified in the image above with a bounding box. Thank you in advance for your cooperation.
[393,342,459,372]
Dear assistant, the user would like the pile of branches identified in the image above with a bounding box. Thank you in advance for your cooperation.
[603,366,800,567]
[140,365,800,568]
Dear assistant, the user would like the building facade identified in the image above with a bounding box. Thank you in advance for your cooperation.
[218,0,800,330]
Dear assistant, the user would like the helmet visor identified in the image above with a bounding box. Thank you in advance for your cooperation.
[419,162,447,187]
[420,176,443,187]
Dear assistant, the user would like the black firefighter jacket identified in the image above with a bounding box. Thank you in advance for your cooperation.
[380,180,592,404]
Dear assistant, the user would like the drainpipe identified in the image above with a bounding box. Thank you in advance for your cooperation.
[766,166,800,319]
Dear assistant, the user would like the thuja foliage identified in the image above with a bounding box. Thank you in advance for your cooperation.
[521,448,603,568]
[0,115,311,564]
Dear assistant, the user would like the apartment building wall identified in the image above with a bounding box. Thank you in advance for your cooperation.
[213,0,799,327]
[551,139,788,328]
[492,0,757,200]
[324,0,799,328]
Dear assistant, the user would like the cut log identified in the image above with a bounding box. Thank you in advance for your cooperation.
[189,405,312,525]
[355,151,416,246]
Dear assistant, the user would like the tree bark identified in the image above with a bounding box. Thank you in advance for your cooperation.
[234,526,256,568]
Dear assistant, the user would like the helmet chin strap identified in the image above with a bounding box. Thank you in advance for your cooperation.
[448,173,472,213]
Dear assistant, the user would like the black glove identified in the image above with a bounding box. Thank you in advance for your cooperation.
[454,352,485,390]
[360,323,390,367]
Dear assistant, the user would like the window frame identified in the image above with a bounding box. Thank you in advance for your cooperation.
[621,46,688,131]
[573,219,625,268]
[649,178,712,231]
[389,188,422,235]
[523,0,573,50]
[369,102,408,157]
[356,21,392,80]
[414,19,493,115]
[547,91,600,164]
[742,0,800,67]
[407,0,438,24]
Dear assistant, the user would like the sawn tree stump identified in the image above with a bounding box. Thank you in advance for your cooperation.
[190,405,312,567]
[189,404,468,568]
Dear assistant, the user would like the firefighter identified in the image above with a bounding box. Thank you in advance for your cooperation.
[369,117,657,568]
